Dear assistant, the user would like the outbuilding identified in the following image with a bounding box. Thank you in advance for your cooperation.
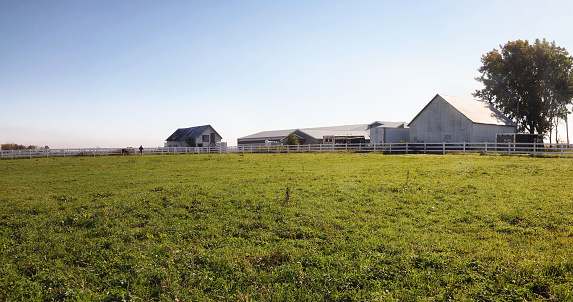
[368,121,409,144]
[165,125,223,147]
[409,94,517,143]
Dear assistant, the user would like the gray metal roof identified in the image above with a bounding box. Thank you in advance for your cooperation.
[440,94,516,126]
[297,129,371,140]
[369,121,409,129]
[238,129,297,140]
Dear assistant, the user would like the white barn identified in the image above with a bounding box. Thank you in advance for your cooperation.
[409,94,517,143]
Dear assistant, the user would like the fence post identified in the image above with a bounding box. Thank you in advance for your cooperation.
[463,142,466,155]
[442,142,445,155]
[485,142,488,155]
[406,143,408,154]
[561,144,564,158]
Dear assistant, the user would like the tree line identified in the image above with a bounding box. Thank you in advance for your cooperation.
[1,144,49,150]
[474,39,573,143]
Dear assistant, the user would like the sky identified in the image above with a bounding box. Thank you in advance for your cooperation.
[2,0,573,148]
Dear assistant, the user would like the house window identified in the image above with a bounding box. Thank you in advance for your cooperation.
[202,135,210,142]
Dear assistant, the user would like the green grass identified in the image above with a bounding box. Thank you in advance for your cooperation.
[1,153,573,301]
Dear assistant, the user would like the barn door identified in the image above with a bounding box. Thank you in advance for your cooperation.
[210,133,216,146]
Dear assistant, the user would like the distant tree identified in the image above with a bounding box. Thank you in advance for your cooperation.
[474,39,573,140]
[2,143,26,150]
[285,133,300,145]
[1,144,41,150]
[185,136,196,147]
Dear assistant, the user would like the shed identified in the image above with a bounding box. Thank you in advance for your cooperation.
[165,125,222,147]
[409,94,517,143]
[369,122,409,144]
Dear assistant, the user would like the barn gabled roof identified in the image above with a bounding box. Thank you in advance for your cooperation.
[166,125,222,141]
[410,94,517,127]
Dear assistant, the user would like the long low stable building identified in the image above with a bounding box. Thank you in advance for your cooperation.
[237,121,409,145]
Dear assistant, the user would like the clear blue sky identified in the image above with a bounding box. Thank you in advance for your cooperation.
[2,0,572,148]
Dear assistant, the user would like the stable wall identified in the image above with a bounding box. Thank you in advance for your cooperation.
[409,96,515,143]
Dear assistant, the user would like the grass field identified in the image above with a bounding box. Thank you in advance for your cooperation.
[1,153,573,301]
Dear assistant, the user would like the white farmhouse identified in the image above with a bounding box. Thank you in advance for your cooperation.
[409,94,517,143]
[165,125,222,147]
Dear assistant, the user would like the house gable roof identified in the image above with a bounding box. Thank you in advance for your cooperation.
[410,94,517,127]
[166,125,222,141]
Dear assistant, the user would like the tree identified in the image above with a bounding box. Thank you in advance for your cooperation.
[474,39,573,140]
[185,136,196,147]
[285,133,300,145]
[1,143,36,150]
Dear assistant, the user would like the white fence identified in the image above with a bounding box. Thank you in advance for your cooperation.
[2,142,573,159]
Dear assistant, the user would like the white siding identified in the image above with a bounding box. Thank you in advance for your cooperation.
[410,96,472,143]
[385,128,410,143]
[165,141,188,147]
[370,127,409,143]
[196,127,222,147]
[410,95,515,143]
[470,124,516,142]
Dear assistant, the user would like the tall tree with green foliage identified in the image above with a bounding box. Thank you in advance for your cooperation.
[474,39,573,139]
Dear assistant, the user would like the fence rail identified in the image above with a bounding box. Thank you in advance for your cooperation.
[2,142,573,159]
